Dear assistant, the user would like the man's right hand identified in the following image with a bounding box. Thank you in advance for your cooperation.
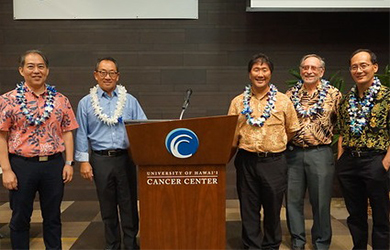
[2,169,18,190]
[80,162,94,181]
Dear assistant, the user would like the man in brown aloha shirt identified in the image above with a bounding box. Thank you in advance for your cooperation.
[228,53,299,250]
[337,49,390,250]
[285,54,341,250]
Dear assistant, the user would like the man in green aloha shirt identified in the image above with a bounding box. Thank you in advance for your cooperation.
[337,49,390,250]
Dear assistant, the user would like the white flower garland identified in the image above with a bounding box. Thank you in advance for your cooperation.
[90,84,127,126]
[241,84,278,127]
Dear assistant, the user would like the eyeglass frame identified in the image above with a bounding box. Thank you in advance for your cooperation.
[349,63,371,72]
[95,70,119,78]
[299,65,323,72]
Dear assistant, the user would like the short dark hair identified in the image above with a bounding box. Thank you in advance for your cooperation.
[95,57,119,72]
[19,49,49,68]
[349,49,378,65]
[248,53,274,73]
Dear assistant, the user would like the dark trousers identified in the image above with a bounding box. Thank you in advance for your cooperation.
[8,154,65,250]
[235,149,288,250]
[90,151,139,250]
[337,152,390,250]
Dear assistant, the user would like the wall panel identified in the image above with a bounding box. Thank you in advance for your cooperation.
[0,0,388,199]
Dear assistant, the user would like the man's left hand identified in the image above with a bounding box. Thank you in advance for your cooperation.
[382,157,390,172]
[63,164,74,183]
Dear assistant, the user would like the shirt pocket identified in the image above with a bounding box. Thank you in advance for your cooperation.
[265,111,285,135]
[267,111,284,126]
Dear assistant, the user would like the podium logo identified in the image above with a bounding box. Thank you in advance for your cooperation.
[165,128,199,158]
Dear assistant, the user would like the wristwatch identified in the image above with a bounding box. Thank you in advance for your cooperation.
[65,160,75,166]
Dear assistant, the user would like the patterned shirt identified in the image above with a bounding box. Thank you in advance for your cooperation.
[0,83,78,157]
[286,83,342,147]
[228,90,300,153]
[338,84,390,151]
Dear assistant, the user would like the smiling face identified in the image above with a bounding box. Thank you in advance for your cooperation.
[350,51,378,87]
[18,53,49,92]
[300,56,324,86]
[94,60,120,95]
[249,62,272,92]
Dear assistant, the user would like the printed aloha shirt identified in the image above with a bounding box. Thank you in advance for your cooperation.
[337,84,390,151]
[228,90,300,153]
[0,83,78,157]
[286,84,342,147]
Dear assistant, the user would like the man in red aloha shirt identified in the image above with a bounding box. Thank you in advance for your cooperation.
[0,50,78,250]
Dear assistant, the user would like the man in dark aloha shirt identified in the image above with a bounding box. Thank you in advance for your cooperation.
[337,49,390,250]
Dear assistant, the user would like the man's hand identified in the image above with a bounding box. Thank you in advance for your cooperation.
[80,162,94,181]
[0,131,16,189]
[2,169,18,190]
[382,147,390,172]
[382,157,390,172]
[337,136,344,160]
[63,164,74,183]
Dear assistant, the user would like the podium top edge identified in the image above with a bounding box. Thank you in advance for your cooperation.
[124,115,238,125]
[124,119,172,124]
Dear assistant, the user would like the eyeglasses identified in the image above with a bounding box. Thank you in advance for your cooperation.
[300,65,323,72]
[96,70,119,78]
[349,63,371,72]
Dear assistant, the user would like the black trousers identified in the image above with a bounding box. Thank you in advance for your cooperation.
[337,152,390,250]
[9,154,65,250]
[235,149,288,250]
[90,151,139,250]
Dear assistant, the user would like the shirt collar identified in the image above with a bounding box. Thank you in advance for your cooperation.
[23,82,48,97]
[97,85,118,98]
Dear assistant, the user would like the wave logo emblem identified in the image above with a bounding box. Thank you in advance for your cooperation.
[165,128,199,159]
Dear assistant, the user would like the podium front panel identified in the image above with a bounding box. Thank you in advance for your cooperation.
[125,116,237,249]
[138,164,226,249]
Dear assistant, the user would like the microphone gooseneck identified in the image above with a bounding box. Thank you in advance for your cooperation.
[179,88,193,120]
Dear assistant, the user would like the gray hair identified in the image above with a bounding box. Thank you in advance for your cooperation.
[300,54,325,69]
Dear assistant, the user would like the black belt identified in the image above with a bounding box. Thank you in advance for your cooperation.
[10,152,62,162]
[93,149,127,157]
[290,144,330,150]
[344,148,386,158]
[240,149,283,158]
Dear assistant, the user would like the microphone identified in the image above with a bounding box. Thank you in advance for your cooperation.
[179,89,193,120]
[182,89,193,109]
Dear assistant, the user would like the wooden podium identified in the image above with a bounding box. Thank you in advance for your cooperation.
[125,115,238,249]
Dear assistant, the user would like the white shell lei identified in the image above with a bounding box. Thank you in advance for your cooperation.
[90,84,127,126]
[290,79,330,118]
[241,84,278,127]
[347,77,381,135]
[16,82,57,126]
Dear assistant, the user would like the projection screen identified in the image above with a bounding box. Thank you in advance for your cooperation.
[248,0,390,12]
[14,0,198,20]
